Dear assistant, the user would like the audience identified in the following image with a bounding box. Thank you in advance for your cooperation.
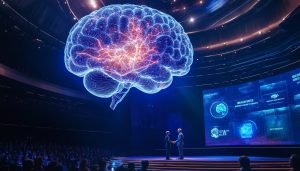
[0,138,112,171]
[239,155,251,171]
[289,154,300,171]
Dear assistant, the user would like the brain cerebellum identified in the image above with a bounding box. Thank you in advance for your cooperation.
[64,4,193,110]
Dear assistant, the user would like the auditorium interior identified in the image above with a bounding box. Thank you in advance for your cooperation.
[1,0,300,170]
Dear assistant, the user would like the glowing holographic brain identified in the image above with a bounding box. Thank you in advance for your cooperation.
[64,4,193,110]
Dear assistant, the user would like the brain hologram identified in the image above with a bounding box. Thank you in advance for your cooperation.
[64,4,193,110]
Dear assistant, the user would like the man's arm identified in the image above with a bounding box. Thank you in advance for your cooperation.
[172,135,179,144]
[167,136,171,143]
[171,136,177,144]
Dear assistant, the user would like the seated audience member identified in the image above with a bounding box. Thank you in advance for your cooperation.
[35,157,44,171]
[239,155,251,171]
[68,160,78,171]
[116,165,127,171]
[80,159,90,171]
[98,160,106,171]
[140,160,149,171]
[23,159,34,171]
[90,164,98,171]
[128,163,135,171]
[290,154,300,171]
[46,160,62,171]
[0,157,9,171]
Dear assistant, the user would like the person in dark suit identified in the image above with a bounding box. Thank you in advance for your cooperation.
[165,131,171,160]
[289,154,300,171]
[239,155,252,171]
[173,128,184,160]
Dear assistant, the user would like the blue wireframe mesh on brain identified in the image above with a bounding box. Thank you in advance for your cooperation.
[64,4,194,110]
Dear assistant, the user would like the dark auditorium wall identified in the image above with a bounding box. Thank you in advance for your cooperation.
[0,77,132,150]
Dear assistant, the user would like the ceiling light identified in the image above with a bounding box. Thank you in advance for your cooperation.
[189,17,195,23]
[89,0,98,9]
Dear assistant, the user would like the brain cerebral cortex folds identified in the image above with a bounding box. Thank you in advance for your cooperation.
[64,4,193,110]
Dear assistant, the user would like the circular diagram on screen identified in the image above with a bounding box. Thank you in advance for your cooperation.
[210,101,228,119]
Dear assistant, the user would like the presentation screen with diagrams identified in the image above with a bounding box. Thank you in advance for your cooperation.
[203,68,300,146]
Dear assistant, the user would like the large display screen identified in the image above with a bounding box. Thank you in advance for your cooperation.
[203,68,300,146]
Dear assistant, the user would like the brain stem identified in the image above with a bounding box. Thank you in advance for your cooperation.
[110,87,131,110]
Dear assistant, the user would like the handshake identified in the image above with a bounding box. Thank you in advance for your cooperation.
[171,141,177,144]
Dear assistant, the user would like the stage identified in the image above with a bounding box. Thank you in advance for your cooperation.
[111,156,290,170]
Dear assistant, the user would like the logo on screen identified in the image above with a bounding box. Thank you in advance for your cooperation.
[211,127,229,139]
[239,120,257,139]
[271,93,279,99]
[210,101,228,119]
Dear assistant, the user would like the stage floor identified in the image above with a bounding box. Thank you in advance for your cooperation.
[111,156,289,170]
[114,156,287,162]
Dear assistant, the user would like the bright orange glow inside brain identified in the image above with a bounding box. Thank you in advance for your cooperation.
[64,4,193,110]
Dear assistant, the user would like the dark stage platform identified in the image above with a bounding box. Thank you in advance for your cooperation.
[112,156,290,170]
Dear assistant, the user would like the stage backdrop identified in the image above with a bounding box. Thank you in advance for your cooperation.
[129,86,204,155]
[203,68,300,146]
